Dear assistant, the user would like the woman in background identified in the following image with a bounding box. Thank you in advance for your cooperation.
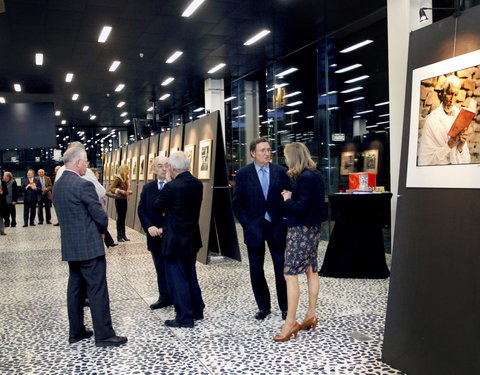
[273,142,327,342]
[110,164,132,242]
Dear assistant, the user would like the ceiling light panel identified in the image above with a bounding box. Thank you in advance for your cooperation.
[72,94,79,100]
[14,84,21,92]
[284,91,302,98]
[166,51,183,63]
[159,94,170,101]
[340,86,363,94]
[98,26,112,43]
[224,96,236,102]
[55,111,61,116]
[344,97,364,103]
[82,106,89,111]
[0,97,6,103]
[244,29,271,46]
[109,61,121,72]
[65,73,74,82]
[275,67,298,77]
[345,75,369,84]
[161,77,175,86]
[181,0,205,17]
[115,84,125,92]
[334,64,362,74]
[117,101,125,108]
[120,112,127,117]
[286,101,303,107]
[340,40,373,53]
[35,53,43,66]
[208,63,226,74]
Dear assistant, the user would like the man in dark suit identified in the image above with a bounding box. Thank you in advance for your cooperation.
[53,146,127,347]
[154,151,204,328]
[21,169,41,227]
[232,137,289,320]
[138,155,172,310]
[37,169,53,224]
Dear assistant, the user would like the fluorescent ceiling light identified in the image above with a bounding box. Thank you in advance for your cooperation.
[35,53,43,66]
[274,83,289,89]
[123,119,130,124]
[65,73,74,82]
[243,29,271,46]
[55,111,61,116]
[61,120,67,124]
[72,94,79,100]
[166,51,183,63]
[366,125,378,128]
[232,106,240,110]
[0,97,5,103]
[115,84,125,92]
[375,101,390,106]
[287,101,303,107]
[345,75,369,84]
[334,64,362,74]
[193,107,205,112]
[330,63,338,67]
[353,115,360,119]
[328,107,340,111]
[161,77,175,86]
[208,63,226,74]
[98,26,112,43]
[14,83,21,92]
[306,115,314,119]
[321,90,337,96]
[275,67,298,78]
[340,40,373,53]
[344,97,364,103]
[376,121,390,125]
[90,115,96,120]
[284,91,302,98]
[109,61,121,72]
[159,94,170,101]
[224,96,236,102]
[357,110,373,114]
[285,110,299,115]
[286,121,298,126]
[238,114,246,118]
[378,113,389,117]
[82,106,89,111]
[182,0,205,17]
[120,112,127,117]
[147,106,153,111]
[58,128,63,131]
[102,127,107,131]
[117,101,125,108]
[197,113,207,118]
[341,86,363,94]
[267,88,275,92]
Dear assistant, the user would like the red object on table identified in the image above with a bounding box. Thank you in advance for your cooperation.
[348,172,376,191]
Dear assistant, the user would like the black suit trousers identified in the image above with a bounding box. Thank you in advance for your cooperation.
[67,256,115,340]
[115,199,127,236]
[3,204,16,226]
[37,195,51,223]
[164,254,204,324]
[246,220,288,312]
[23,201,36,225]
[151,248,171,302]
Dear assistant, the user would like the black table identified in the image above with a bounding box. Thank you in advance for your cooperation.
[319,193,391,279]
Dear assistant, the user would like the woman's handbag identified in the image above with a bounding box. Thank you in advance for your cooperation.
[105,191,122,199]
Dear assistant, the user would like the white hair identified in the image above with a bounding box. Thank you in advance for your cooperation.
[169,151,190,171]
[443,75,461,93]
[63,147,87,165]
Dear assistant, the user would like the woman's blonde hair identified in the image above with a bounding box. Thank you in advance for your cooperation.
[284,142,317,179]
[117,164,129,182]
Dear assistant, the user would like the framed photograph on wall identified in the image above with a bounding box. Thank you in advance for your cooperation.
[104,162,109,181]
[340,151,355,175]
[159,150,167,157]
[170,147,179,156]
[184,144,195,175]
[139,155,146,181]
[131,156,138,181]
[147,152,155,180]
[198,139,212,179]
[407,49,480,188]
[363,149,379,174]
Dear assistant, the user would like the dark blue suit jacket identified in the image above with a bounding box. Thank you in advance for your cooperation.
[21,177,41,203]
[137,180,166,251]
[232,162,290,247]
[154,171,203,257]
[284,169,327,227]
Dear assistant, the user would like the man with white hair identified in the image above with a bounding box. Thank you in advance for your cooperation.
[418,75,471,165]
[53,147,127,347]
[154,151,204,328]
[137,155,173,310]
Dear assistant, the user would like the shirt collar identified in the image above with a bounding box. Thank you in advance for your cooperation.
[254,162,269,173]
[65,168,80,177]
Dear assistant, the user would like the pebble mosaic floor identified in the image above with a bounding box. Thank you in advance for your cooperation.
[0,207,405,374]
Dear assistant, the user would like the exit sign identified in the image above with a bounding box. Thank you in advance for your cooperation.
[332,133,345,142]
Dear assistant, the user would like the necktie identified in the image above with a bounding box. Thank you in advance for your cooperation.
[158,181,164,190]
[259,167,271,222]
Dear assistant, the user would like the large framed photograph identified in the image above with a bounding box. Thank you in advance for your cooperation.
[198,139,212,179]
[363,149,379,174]
[147,152,155,180]
[407,49,480,188]
[184,144,195,175]
[340,151,355,175]
[139,155,145,181]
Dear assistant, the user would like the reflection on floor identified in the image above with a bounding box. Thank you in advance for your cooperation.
[0,207,404,375]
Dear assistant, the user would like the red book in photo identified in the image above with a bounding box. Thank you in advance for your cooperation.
[448,107,476,137]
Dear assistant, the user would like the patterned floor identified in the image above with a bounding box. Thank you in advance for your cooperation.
[0,207,404,375]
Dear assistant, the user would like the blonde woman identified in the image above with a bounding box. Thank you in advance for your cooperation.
[110,164,132,242]
[274,142,327,342]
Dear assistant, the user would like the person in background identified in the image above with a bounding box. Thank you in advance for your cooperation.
[91,168,117,249]
[153,152,204,328]
[53,146,127,347]
[52,165,62,226]
[0,178,7,235]
[37,169,52,225]
[138,155,172,310]
[273,142,327,342]
[232,137,289,321]
[110,164,132,243]
[2,172,18,227]
[21,169,41,227]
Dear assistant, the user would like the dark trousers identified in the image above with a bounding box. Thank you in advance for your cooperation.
[23,201,36,225]
[115,199,127,238]
[37,195,51,223]
[151,248,171,302]
[3,203,16,226]
[104,230,115,247]
[67,256,115,340]
[246,220,288,312]
[164,254,204,324]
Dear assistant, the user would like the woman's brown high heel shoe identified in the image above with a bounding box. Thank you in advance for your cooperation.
[299,316,318,331]
[273,322,300,342]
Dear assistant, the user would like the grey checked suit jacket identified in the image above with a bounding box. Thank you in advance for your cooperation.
[52,170,108,262]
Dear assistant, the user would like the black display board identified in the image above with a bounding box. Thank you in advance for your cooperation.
[382,7,480,375]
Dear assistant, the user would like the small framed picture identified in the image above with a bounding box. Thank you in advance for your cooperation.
[340,151,355,175]
[363,149,379,174]
[198,139,212,179]
[184,144,196,175]
[147,152,155,180]
[131,156,138,181]
[139,155,145,181]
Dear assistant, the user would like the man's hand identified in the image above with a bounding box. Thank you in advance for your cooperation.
[281,189,292,201]
[148,226,163,237]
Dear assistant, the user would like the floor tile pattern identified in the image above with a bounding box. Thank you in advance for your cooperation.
[0,207,404,374]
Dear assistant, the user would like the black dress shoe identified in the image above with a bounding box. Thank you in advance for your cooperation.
[117,238,125,243]
[106,243,118,248]
[69,330,93,344]
[46,221,52,224]
[53,223,60,226]
[95,335,128,347]
[122,236,130,241]
[10,224,16,227]
[255,309,271,320]
[38,222,43,225]
[194,311,204,320]
[84,298,90,307]
[282,311,288,320]
[23,224,28,227]
[165,319,194,328]
[150,300,173,310]
[30,223,35,226]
